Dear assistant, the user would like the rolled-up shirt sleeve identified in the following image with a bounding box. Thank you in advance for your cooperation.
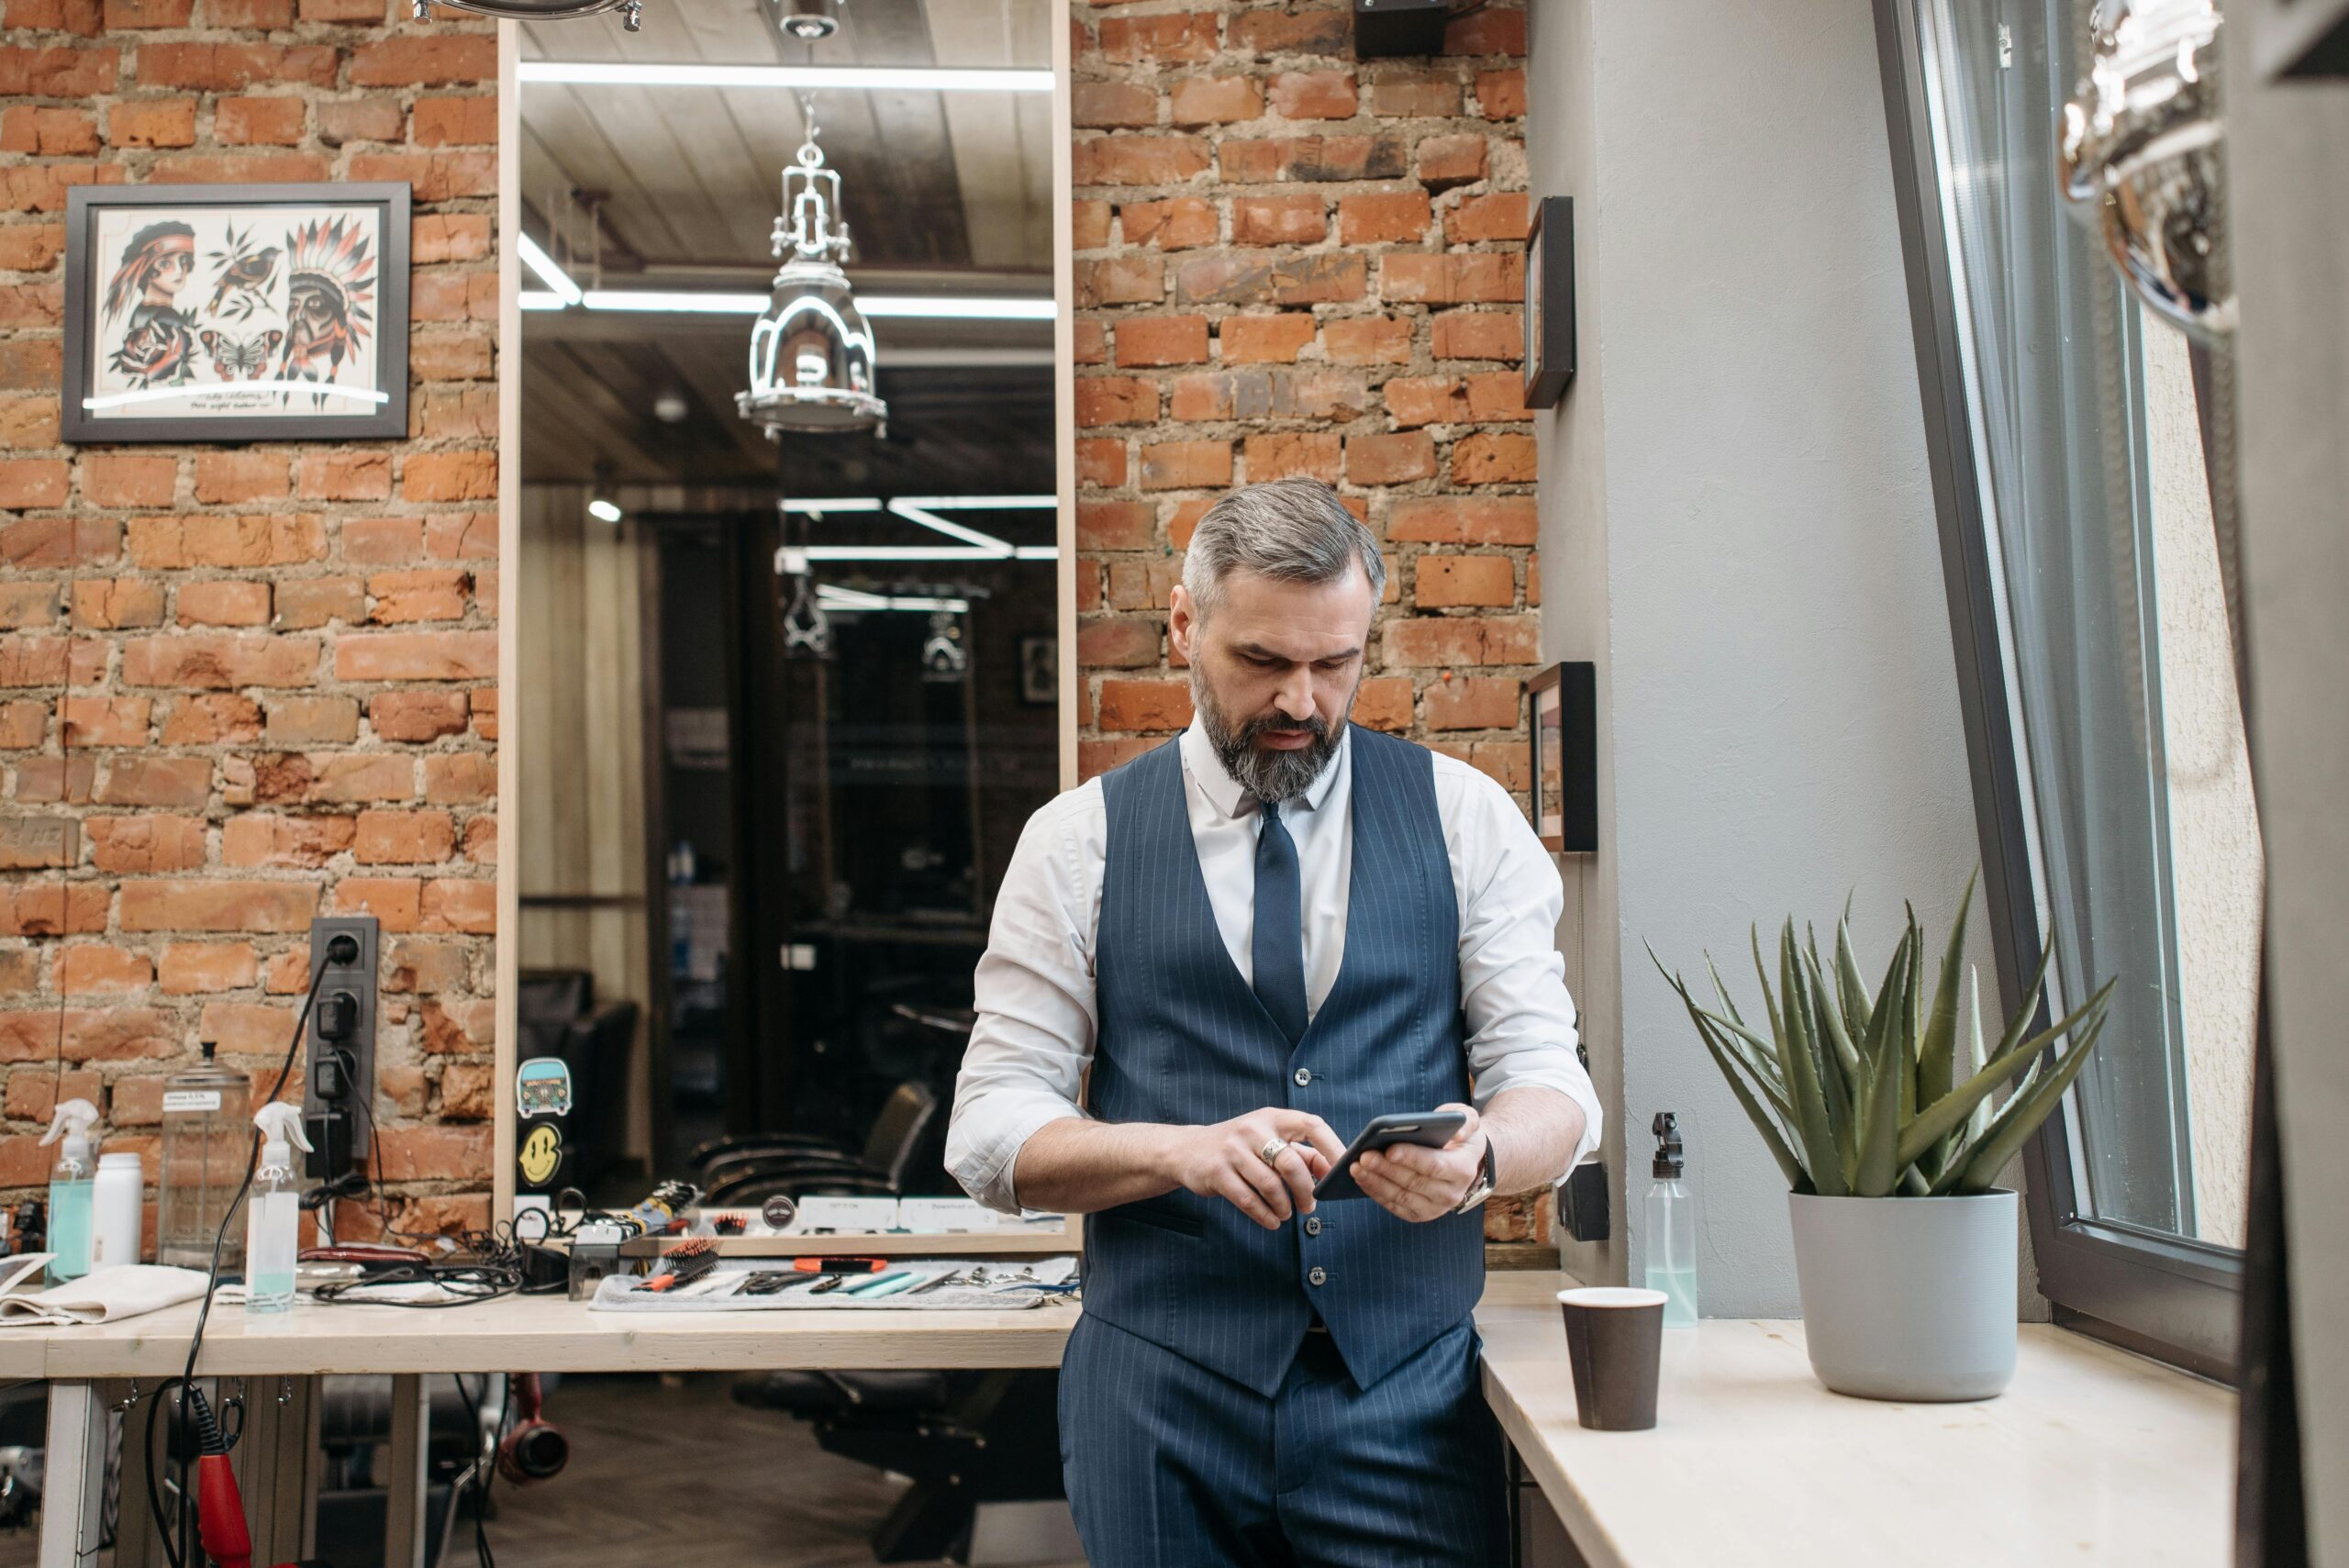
[945,783,1106,1213]
[1443,760,1605,1179]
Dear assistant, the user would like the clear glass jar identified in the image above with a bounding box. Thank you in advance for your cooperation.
[157,1043,251,1273]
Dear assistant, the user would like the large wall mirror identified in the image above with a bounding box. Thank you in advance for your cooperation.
[493,2,1074,1250]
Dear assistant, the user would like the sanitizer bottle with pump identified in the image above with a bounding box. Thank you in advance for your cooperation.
[1644,1111,1698,1328]
[244,1104,313,1315]
[39,1099,100,1286]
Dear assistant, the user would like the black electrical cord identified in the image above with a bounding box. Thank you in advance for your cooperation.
[150,953,334,1567]
[450,1371,498,1568]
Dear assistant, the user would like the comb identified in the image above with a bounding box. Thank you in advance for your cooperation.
[640,1237,719,1293]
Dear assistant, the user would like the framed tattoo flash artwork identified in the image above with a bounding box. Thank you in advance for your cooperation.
[61,183,410,443]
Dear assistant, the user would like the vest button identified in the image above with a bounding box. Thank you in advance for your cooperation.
[1304,1216,1321,1237]
[1293,1068,1312,1086]
[1308,1266,1328,1287]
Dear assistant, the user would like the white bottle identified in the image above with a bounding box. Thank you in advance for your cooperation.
[92,1152,144,1272]
[243,1105,313,1315]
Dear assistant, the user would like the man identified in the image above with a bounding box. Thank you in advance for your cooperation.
[948,479,1600,1566]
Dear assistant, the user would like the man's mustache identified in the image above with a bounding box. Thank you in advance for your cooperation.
[1244,715,1328,741]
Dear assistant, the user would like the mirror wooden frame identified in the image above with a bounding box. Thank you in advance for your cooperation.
[491,17,1081,1255]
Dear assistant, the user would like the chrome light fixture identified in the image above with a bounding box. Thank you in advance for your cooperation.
[2060,0,2234,339]
[738,107,886,437]
[412,0,645,30]
[779,0,839,40]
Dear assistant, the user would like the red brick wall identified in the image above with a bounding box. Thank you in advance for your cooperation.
[1070,2,1549,1242]
[0,0,498,1236]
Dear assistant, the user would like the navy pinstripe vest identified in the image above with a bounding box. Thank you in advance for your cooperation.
[1085,726,1486,1397]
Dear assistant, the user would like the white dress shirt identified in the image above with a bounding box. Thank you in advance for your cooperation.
[946,721,1604,1213]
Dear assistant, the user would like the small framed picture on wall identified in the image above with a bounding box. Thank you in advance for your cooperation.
[1526,661,1598,853]
[61,182,411,443]
[1019,635,1058,706]
[1523,195,1576,410]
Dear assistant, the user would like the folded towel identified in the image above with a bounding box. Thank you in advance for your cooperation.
[0,1263,210,1327]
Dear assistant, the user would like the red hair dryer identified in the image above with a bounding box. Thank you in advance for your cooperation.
[184,1385,255,1568]
[496,1373,569,1485]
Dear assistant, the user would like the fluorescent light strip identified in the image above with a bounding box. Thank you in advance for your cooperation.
[535,291,1051,320]
[893,495,1056,511]
[889,501,1012,558]
[777,496,1060,561]
[860,296,1053,321]
[519,61,1052,93]
[584,290,768,315]
[83,382,388,411]
[801,546,1058,562]
[818,586,971,614]
[518,233,582,306]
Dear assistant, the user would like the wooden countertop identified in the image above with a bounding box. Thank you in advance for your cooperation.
[14,1290,1078,1379]
[1473,1273,2236,1567]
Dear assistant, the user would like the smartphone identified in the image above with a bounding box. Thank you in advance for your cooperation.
[1312,1110,1470,1201]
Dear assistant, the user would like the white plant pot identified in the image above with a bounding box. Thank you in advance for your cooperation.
[1786,1189,2019,1401]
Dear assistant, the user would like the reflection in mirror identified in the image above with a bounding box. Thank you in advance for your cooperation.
[514,0,1061,1222]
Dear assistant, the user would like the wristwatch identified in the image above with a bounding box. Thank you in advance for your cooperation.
[1452,1135,1497,1214]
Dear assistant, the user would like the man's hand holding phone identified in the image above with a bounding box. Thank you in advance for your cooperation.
[1354,1102,1487,1222]
[1167,1108,1345,1230]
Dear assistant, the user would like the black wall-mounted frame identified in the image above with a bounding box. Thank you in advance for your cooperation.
[2252,0,2349,77]
[1522,196,1576,409]
[1871,0,2240,1380]
[61,182,410,444]
[1526,661,1596,854]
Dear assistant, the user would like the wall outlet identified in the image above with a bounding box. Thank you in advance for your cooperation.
[304,915,379,1175]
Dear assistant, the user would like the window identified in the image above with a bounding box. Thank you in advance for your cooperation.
[1875,0,2251,1373]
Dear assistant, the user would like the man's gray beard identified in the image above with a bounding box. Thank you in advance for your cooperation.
[1193,671,1350,804]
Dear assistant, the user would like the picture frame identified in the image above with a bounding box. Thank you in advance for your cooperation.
[61,182,411,443]
[1526,661,1597,853]
[2250,0,2349,80]
[1522,195,1576,410]
[1019,634,1058,706]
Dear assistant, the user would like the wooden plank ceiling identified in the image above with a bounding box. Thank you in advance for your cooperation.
[518,0,1054,485]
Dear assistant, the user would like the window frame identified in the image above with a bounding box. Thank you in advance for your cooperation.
[1869,0,2243,1381]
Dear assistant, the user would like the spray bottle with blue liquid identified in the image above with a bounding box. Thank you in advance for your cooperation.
[39,1099,100,1286]
[244,1104,313,1314]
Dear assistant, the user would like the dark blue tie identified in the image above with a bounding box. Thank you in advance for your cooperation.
[1252,797,1308,1046]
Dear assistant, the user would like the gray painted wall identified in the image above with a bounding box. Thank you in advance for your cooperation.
[2222,0,2349,1543]
[1529,0,1985,1314]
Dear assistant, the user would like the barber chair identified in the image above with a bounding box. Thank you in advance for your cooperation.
[733,1368,1063,1563]
[687,1079,939,1206]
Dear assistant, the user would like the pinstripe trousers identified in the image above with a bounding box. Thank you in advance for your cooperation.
[1057,1311,1508,1567]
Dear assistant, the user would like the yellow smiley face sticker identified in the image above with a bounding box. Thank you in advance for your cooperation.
[518,1124,563,1186]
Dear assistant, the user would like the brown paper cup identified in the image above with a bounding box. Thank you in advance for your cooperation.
[1558,1287,1667,1431]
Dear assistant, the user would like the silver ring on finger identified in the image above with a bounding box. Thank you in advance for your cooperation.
[1257,1137,1289,1169]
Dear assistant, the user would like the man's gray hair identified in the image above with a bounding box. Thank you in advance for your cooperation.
[1181,479,1386,617]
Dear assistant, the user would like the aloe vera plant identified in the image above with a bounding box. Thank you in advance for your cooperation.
[1648,873,2115,1198]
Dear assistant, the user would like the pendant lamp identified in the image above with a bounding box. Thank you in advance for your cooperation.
[738,108,886,438]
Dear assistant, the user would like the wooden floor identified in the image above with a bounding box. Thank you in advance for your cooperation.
[478,1373,949,1568]
[0,1373,1070,1568]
